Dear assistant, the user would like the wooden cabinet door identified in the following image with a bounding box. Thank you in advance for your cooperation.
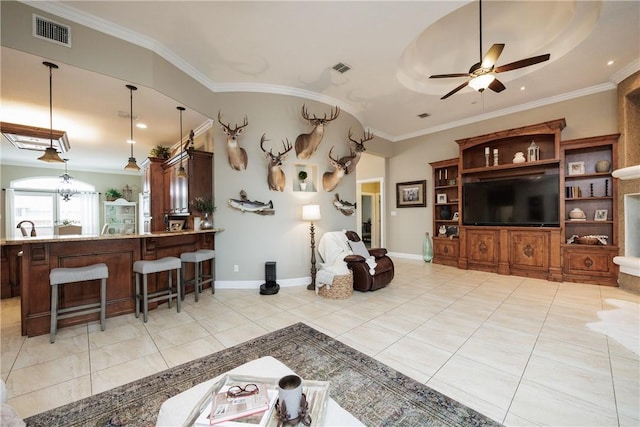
[509,231,549,270]
[466,229,499,268]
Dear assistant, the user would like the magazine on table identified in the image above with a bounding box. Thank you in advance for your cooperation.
[194,383,276,426]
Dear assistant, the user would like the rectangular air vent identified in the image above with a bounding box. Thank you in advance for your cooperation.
[33,14,71,47]
[417,112,431,118]
[332,62,351,74]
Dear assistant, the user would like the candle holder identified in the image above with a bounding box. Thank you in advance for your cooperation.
[493,149,499,166]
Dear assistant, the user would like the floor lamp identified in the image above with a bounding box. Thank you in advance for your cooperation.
[302,204,321,290]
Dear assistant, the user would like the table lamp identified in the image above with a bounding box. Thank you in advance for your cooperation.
[301,204,321,290]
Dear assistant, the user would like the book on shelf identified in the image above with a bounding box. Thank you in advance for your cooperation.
[565,186,582,198]
[195,384,276,427]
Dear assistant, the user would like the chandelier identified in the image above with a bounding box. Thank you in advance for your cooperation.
[58,159,77,201]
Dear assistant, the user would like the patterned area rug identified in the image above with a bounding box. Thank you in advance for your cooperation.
[25,323,500,427]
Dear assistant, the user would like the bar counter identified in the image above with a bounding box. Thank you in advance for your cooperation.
[2,229,222,337]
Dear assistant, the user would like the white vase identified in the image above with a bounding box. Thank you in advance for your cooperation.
[299,182,307,191]
[513,152,526,163]
[193,217,202,231]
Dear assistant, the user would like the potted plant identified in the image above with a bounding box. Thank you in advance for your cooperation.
[150,145,171,159]
[105,188,123,201]
[190,196,215,229]
[298,170,308,191]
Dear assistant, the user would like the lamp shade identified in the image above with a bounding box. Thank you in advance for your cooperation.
[301,204,321,221]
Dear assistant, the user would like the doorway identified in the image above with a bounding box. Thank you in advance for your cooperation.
[357,178,383,248]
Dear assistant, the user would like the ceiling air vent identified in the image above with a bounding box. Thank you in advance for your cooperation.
[332,62,351,74]
[33,14,71,47]
[417,112,430,118]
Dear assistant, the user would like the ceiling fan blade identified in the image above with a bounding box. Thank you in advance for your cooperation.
[494,53,550,73]
[488,78,505,93]
[429,73,470,79]
[441,81,469,100]
[481,44,505,69]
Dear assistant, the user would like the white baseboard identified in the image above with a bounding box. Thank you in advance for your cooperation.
[387,252,423,261]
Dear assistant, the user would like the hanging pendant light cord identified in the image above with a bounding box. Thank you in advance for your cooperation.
[130,86,134,157]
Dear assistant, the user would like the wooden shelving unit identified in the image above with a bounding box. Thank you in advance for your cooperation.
[429,158,460,266]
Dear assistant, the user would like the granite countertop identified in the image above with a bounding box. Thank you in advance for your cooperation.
[1,228,223,246]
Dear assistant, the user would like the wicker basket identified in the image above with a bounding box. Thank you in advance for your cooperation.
[318,271,353,299]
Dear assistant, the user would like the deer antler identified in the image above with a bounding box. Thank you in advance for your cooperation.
[259,133,271,154]
[278,138,293,157]
[348,128,374,147]
[301,105,340,123]
[218,111,248,133]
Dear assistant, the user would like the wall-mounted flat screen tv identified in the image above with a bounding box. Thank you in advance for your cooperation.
[463,174,560,226]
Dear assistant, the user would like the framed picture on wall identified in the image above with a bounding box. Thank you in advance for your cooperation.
[396,180,426,208]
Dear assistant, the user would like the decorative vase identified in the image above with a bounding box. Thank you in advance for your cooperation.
[440,205,452,220]
[193,217,202,231]
[513,152,526,164]
[299,182,307,191]
[201,212,213,229]
[568,208,586,220]
[595,160,611,173]
[423,232,433,263]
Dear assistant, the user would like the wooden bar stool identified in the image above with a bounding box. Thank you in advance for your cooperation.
[49,263,108,343]
[133,257,181,323]
[180,249,215,302]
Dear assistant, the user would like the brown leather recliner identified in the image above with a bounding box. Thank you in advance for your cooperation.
[343,231,394,291]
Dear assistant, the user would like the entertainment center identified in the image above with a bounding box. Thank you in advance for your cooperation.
[430,118,620,286]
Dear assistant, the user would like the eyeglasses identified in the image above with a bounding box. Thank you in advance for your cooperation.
[226,383,259,398]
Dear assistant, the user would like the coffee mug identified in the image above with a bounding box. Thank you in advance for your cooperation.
[278,374,302,421]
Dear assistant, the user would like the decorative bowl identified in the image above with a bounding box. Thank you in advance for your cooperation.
[576,236,599,245]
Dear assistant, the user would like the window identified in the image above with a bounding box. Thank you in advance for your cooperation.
[6,177,99,238]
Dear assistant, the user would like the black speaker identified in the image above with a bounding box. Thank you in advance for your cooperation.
[260,261,280,295]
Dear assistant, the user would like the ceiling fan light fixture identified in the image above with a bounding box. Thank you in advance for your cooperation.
[123,84,140,171]
[38,61,65,163]
[469,74,495,92]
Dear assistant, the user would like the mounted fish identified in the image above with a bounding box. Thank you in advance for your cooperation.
[333,193,357,216]
[322,146,352,192]
[218,111,249,171]
[260,134,293,192]
[339,129,374,175]
[294,104,340,159]
[228,190,275,215]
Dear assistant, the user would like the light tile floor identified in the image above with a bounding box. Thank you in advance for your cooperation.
[1,259,639,425]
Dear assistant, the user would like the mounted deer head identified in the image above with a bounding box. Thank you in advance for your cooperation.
[294,104,340,160]
[322,146,352,192]
[218,111,249,171]
[339,128,374,175]
[260,134,293,192]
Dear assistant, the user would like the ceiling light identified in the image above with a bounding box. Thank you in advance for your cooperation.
[124,84,140,171]
[176,106,188,179]
[520,86,526,91]
[58,158,77,201]
[607,60,614,66]
[2,122,69,153]
[136,122,147,129]
[468,74,495,92]
[37,62,65,163]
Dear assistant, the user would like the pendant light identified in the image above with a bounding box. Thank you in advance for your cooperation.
[176,106,188,179]
[37,62,65,163]
[124,84,140,171]
[58,158,77,201]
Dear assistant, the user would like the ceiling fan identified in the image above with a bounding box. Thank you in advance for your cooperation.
[429,0,550,100]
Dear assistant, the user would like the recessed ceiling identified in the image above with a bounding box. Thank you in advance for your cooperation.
[1,0,638,174]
